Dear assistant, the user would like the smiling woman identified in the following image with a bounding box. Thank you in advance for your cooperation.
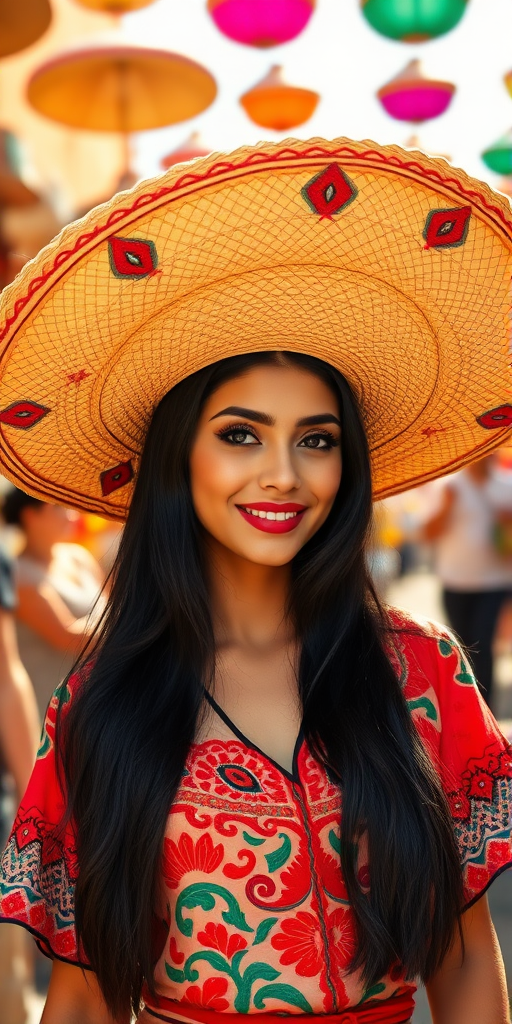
[0,139,511,1024]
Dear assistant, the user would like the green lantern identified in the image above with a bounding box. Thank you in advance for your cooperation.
[360,0,469,43]
[482,130,512,176]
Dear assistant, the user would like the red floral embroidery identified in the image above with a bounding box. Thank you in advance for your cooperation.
[271,911,324,977]
[184,977,230,1012]
[327,906,356,974]
[168,936,184,965]
[162,832,224,889]
[1,892,26,916]
[15,819,40,850]
[497,749,512,776]
[465,770,494,801]
[447,790,471,820]
[197,922,247,959]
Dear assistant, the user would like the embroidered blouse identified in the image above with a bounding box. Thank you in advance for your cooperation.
[1,611,511,1023]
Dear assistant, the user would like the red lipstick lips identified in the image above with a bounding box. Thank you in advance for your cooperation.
[236,502,307,534]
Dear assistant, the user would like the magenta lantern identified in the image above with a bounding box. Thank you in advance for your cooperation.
[377,59,455,123]
[207,0,315,48]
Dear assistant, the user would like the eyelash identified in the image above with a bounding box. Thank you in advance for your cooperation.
[215,423,339,450]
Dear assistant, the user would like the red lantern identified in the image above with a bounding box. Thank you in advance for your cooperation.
[377,60,455,123]
[240,65,319,130]
[161,132,211,169]
[207,0,315,48]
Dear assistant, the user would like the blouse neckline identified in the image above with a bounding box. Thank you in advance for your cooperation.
[202,688,304,784]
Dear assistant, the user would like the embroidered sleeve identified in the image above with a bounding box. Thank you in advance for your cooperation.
[0,674,87,965]
[404,624,512,909]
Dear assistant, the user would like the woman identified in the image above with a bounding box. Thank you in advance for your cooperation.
[0,138,511,1024]
[2,488,106,718]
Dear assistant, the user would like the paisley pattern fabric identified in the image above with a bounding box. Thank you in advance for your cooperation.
[0,611,511,1021]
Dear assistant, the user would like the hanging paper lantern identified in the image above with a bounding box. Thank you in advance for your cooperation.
[161,132,211,169]
[481,130,512,176]
[377,60,455,123]
[72,0,155,10]
[360,0,469,42]
[240,65,318,130]
[503,69,512,102]
[207,0,315,48]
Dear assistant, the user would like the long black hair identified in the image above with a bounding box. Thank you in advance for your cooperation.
[60,351,464,1019]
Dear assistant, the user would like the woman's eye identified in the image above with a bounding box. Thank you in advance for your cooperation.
[300,433,338,450]
[218,428,259,445]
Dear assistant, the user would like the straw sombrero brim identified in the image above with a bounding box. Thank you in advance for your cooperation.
[0,136,511,520]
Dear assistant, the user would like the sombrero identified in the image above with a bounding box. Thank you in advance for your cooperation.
[0,136,511,520]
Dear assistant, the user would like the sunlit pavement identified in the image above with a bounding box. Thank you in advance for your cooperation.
[387,572,512,1023]
[25,572,512,1024]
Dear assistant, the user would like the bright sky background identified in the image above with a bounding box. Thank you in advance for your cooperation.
[123,0,512,193]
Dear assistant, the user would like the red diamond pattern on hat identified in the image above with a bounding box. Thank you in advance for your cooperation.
[477,405,512,429]
[100,460,134,496]
[301,164,358,220]
[99,462,134,497]
[0,401,50,429]
[108,237,158,279]
[423,207,471,249]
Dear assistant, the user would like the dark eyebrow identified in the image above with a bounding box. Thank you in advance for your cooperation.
[209,406,274,425]
[209,406,341,428]
[296,414,341,428]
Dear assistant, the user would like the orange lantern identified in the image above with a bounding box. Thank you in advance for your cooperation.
[161,132,211,169]
[0,0,51,58]
[72,0,155,10]
[240,65,319,130]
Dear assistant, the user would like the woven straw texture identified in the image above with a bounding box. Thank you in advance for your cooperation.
[0,136,511,519]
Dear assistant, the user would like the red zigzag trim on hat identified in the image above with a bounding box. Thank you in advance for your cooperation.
[1,144,511,346]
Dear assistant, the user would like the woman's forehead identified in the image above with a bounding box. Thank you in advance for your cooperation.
[204,364,340,417]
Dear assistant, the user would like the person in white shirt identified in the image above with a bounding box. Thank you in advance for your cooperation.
[423,454,512,708]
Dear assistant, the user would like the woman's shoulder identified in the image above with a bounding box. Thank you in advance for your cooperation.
[382,604,465,696]
[384,603,455,649]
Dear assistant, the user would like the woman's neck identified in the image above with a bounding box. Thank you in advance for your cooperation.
[206,538,294,651]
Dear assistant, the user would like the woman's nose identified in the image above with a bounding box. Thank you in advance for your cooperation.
[258,441,301,492]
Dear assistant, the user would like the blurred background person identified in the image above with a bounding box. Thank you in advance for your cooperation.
[421,454,512,710]
[0,547,39,1024]
[2,488,106,719]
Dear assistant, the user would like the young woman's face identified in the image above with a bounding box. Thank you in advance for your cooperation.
[189,364,342,566]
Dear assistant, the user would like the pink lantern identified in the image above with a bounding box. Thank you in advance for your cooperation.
[207,0,315,48]
[161,132,211,169]
[377,59,455,123]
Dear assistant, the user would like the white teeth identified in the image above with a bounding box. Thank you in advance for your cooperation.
[241,507,301,520]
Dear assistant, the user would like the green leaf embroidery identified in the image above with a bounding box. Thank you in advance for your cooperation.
[359,982,387,1003]
[406,696,438,721]
[234,962,281,1013]
[37,730,51,759]
[184,950,233,983]
[455,658,473,684]
[254,983,313,1012]
[328,828,341,855]
[252,918,278,945]
[165,962,185,984]
[264,833,292,873]
[176,883,254,937]
[242,831,265,846]
[438,639,452,657]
